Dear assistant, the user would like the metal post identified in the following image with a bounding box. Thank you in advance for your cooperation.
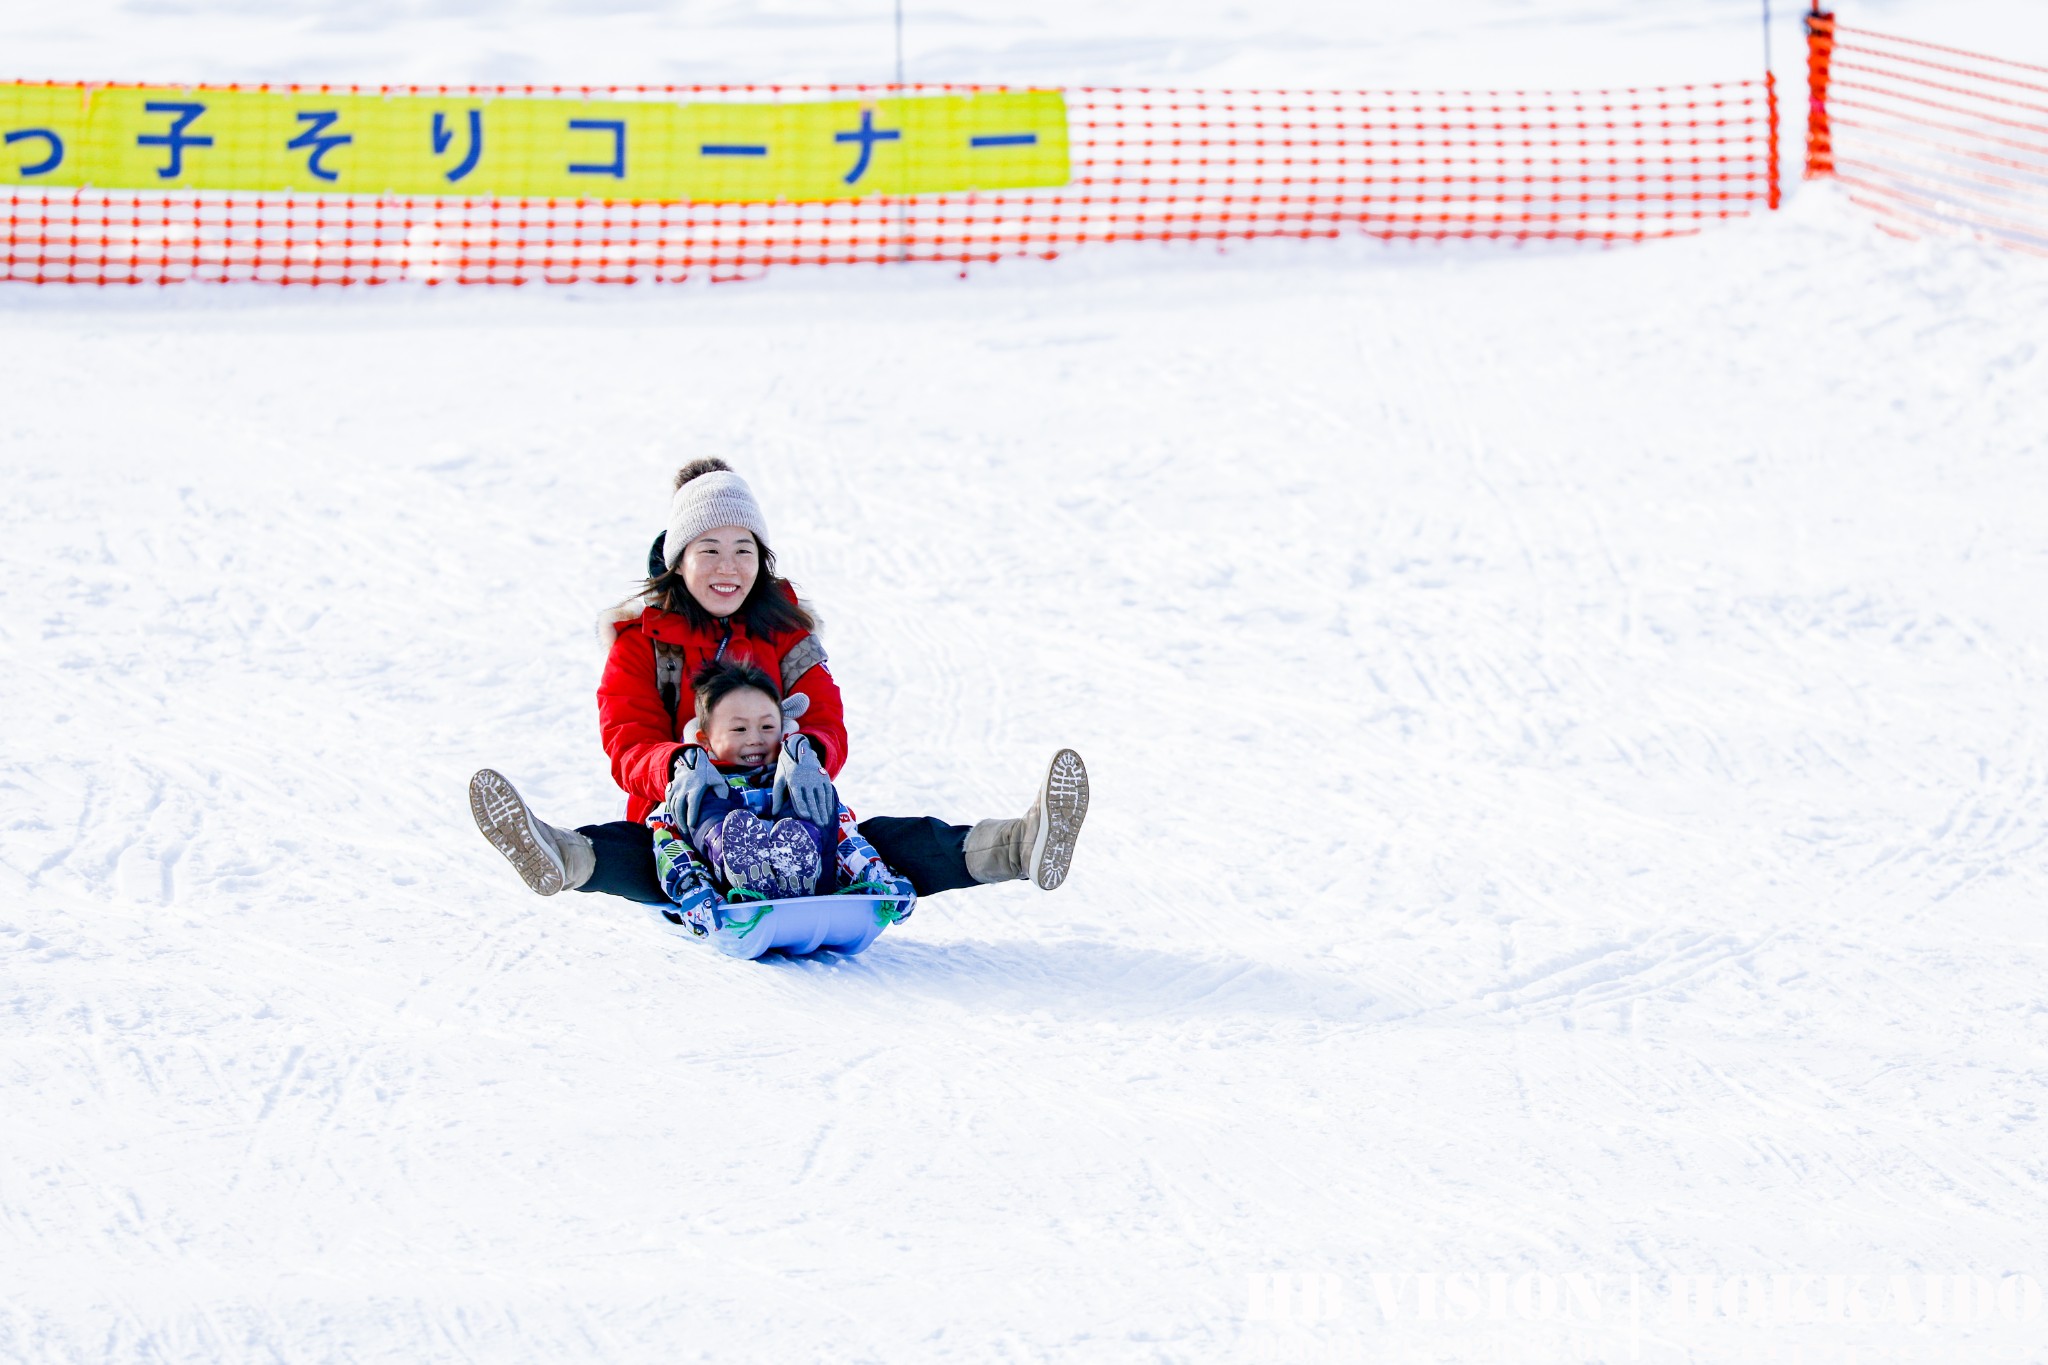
[893,0,909,263]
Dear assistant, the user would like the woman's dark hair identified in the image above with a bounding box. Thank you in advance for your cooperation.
[637,459,816,638]
[691,658,781,733]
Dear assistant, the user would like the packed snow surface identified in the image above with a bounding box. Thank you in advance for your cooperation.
[4,2,2048,1362]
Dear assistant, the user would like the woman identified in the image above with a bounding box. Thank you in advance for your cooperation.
[469,458,1089,907]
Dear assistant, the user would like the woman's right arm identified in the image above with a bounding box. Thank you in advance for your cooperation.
[596,623,685,808]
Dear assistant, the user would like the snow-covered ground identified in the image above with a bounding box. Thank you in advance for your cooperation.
[5,2,2048,1363]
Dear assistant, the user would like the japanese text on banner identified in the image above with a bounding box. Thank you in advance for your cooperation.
[0,85,1070,201]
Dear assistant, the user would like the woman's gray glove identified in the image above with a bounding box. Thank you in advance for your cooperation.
[772,734,837,825]
[667,745,723,829]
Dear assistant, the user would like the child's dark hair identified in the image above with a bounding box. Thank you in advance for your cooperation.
[692,658,782,734]
[638,458,816,638]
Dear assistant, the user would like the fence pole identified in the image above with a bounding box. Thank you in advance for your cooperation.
[1805,3,1836,178]
[1766,71,1782,207]
[1760,0,1783,207]
[893,0,908,264]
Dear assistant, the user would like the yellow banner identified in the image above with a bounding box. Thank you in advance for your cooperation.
[0,84,1069,201]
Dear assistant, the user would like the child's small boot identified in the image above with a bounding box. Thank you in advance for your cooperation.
[765,818,827,898]
[715,809,785,898]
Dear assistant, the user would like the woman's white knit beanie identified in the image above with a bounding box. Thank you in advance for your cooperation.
[664,470,770,569]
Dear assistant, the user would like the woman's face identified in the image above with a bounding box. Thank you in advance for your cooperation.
[679,526,759,617]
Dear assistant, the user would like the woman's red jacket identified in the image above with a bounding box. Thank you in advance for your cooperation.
[597,589,846,823]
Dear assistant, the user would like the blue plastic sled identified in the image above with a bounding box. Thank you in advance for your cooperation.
[643,893,910,960]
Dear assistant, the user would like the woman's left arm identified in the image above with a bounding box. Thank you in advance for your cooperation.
[771,588,846,778]
[788,663,848,778]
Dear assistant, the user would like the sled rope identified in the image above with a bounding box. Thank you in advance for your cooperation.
[838,879,912,925]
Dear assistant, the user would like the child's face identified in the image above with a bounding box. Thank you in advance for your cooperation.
[703,687,782,767]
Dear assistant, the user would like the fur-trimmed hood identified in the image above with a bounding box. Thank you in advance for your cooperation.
[594,593,824,665]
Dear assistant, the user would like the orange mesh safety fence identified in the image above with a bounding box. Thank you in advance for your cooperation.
[2,79,1778,286]
[1808,13,2048,256]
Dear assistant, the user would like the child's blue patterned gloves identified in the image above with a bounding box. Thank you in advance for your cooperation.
[772,734,837,825]
[667,744,723,829]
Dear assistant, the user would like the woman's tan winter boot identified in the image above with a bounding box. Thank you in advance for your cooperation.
[963,749,1089,891]
[470,769,597,896]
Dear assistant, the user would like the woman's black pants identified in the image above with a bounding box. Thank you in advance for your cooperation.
[575,816,979,904]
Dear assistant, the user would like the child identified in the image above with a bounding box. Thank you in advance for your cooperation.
[650,659,914,935]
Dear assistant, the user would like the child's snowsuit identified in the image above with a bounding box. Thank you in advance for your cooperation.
[698,766,832,898]
[650,764,913,915]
